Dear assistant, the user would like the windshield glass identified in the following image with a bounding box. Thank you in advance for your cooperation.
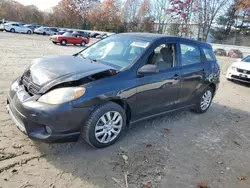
[242,55,250,63]
[62,32,72,36]
[78,36,150,70]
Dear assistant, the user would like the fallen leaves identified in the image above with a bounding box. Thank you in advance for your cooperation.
[234,141,241,146]
[197,182,209,188]
[238,176,245,180]
[216,161,223,164]
[164,128,171,132]
[122,155,129,163]
[145,182,152,188]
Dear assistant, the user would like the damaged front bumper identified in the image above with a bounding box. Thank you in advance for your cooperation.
[7,82,93,143]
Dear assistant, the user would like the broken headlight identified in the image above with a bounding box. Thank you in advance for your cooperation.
[38,87,86,104]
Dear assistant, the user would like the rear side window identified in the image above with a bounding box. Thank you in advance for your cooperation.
[202,48,216,61]
[180,43,201,66]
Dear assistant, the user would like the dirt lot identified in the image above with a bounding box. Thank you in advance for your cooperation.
[0,32,250,188]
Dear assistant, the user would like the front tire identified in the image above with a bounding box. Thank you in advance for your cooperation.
[10,28,15,33]
[193,86,213,114]
[60,40,67,46]
[81,102,126,148]
[27,30,32,34]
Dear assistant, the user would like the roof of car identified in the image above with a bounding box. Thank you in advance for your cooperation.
[117,33,212,48]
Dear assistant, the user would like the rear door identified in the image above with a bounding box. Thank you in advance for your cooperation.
[178,42,206,105]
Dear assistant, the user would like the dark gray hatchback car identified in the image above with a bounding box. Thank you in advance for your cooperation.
[7,33,220,148]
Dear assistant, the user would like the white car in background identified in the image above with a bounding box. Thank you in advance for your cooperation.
[34,27,59,35]
[226,55,250,83]
[4,23,33,34]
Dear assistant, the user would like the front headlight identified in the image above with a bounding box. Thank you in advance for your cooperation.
[230,66,237,72]
[11,80,19,91]
[38,87,86,104]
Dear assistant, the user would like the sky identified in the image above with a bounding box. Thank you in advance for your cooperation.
[15,0,61,11]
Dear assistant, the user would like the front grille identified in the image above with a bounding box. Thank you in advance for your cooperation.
[22,76,40,95]
[232,75,250,82]
[237,68,250,74]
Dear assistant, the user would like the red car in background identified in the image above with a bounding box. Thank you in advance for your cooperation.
[50,32,89,46]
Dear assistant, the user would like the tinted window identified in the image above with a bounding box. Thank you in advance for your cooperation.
[180,44,201,66]
[203,48,216,61]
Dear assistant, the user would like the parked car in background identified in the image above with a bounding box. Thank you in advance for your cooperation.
[90,32,100,38]
[0,20,8,31]
[34,27,59,35]
[214,48,227,56]
[58,29,74,35]
[228,49,243,58]
[96,34,107,39]
[50,32,89,46]
[72,31,90,38]
[4,22,33,34]
[7,33,220,148]
[226,54,250,83]
[24,24,40,31]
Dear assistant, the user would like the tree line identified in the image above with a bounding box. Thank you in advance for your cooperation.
[0,0,249,42]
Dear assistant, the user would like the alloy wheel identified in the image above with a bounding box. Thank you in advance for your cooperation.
[200,90,212,111]
[95,111,123,144]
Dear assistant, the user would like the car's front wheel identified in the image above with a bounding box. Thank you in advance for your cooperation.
[27,30,32,34]
[60,40,67,46]
[81,102,126,148]
[10,28,15,33]
[193,86,213,113]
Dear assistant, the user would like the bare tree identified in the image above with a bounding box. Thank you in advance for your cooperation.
[154,0,169,33]
[197,0,228,41]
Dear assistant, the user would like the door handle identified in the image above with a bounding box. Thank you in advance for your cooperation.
[173,74,179,80]
[202,69,205,74]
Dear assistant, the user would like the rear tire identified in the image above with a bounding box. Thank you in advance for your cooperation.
[27,30,31,34]
[192,86,213,114]
[10,28,15,33]
[81,41,86,47]
[60,40,67,46]
[81,102,126,148]
[43,32,46,35]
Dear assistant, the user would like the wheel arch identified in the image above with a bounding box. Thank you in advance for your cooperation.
[109,99,132,125]
[208,82,216,97]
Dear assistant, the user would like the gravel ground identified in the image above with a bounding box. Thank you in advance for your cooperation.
[0,32,250,188]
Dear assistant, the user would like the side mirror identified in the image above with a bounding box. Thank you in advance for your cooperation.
[138,64,159,75]
[236,58,242,62]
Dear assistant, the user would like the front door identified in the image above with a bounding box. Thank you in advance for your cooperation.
[135,41,181,120]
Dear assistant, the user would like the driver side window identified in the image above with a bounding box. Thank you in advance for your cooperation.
[147,43,177,71]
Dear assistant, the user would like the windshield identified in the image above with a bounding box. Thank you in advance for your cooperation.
[62,32,72,36]
[242,55,250,63]
[78,36,150,70]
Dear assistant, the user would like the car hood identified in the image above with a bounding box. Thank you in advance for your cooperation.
[231,62,250,71]
[24,56,116,93]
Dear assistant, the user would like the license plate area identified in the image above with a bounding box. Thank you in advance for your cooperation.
[239,74,248,78]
